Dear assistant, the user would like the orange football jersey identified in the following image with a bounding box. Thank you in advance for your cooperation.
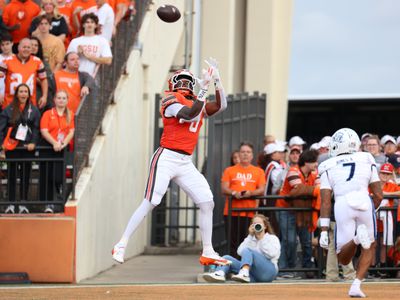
[160,92,203,155]
[0,55,47,108]
[277,166,319,208]
[54,70,81,113]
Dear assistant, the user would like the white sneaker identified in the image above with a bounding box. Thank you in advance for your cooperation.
[5,205,15,214]
[112,244,125,263]
[231,270,250,283]
[348,285,366,298]
[202,271,226,283]
[44,205,54,213]
[356,224,371,249]
[18,206,29,214]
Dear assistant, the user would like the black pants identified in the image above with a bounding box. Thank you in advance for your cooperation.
[6,150,34,202]
[224,215,252,258]
[39,161,64,201]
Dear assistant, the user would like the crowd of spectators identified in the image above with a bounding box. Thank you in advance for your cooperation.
[220,132,400,281]
[0,0,135,213]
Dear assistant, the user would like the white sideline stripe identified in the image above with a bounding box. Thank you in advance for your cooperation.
[0,281,398,289]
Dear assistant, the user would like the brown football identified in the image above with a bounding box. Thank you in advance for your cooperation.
[157,5,181,23]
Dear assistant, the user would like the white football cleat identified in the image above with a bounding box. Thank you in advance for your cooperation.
[356,224,371,249]
[112,244,126,263]
[199,252,232,266]
[348,285,366,298]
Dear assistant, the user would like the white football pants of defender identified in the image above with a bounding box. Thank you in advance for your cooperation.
[119,148,215,253]
[334,197,376,253]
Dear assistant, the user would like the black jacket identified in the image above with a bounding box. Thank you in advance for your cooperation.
[0,102,41,146]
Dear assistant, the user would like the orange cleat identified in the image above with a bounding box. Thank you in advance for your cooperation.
[199,253,232,266]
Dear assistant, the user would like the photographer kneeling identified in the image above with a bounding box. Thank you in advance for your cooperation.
[203,214,280,283]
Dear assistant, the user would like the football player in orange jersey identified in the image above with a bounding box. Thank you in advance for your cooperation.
[112,58,230,267]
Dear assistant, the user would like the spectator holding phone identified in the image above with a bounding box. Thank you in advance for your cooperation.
[221,142,266,256]
[202,214,280,283]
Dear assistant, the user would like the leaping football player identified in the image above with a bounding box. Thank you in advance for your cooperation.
[112,58,231,266]
[318,128,383,298]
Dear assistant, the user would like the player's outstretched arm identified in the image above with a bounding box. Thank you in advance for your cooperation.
[177,67,213,121]
[204,57,227,117]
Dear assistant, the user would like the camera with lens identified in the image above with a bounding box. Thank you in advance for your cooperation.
[253,223,264,233]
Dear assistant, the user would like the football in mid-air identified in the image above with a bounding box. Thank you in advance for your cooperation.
[157,5,181,23]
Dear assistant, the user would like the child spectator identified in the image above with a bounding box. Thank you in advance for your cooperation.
[0,34,14,106]
[377,163,400,270]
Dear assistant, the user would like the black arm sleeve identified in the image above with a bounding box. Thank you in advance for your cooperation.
[79,71,96,90]
[176,100,204,120]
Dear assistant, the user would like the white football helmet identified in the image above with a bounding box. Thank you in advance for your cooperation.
[168,69,196,94]
[329,128,361,157]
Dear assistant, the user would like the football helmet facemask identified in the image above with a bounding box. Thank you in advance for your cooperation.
[329,128,361,157]
[168,69,196,94]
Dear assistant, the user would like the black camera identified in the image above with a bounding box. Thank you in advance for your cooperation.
[254,223,264,233]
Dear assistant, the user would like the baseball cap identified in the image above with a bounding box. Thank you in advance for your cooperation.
[290,145,302,153]
[264,142,285,155]
[361,133,372,140]
[288,136,306,147]
[380,163,394,174]
[387,154,400,169]
[381,135,396,145]
[310,143,319,150]
[318,136,331,149]
[397,136,400,145]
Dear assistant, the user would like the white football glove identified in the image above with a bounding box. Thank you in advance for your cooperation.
[319,231,329,249]
[197,67,213,90]
[205,57,220,79]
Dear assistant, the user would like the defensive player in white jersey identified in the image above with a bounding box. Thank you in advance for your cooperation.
[318,128,383,298]
[112,58,231,267]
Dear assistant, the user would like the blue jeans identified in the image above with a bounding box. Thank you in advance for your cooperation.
[277,211,312,270]
[215,248,278,282]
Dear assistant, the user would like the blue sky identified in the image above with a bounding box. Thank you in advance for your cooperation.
[288,0,400,96]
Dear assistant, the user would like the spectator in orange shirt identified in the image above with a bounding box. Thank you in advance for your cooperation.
[0,38,48,109]
[277,149,320,278]
[2,0,41,45]
[221,142,266,256]
[40,90,74,212]
[376,163,400,269]
[53,52,95,113]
